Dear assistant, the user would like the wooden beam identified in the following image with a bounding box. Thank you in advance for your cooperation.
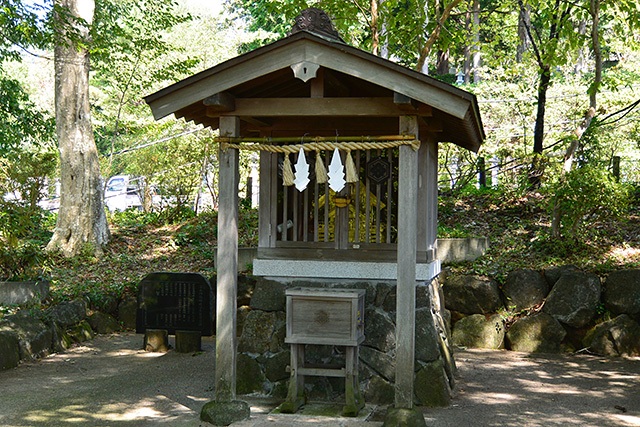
[395,115,419,409]
[304,42,470,119]
[268,117,399,134]
[258,129,274,249]
[192,117,220,130]
[175,103,203,120]
[146,42,305,120]
[183,111,211,124]
[420,117,443,132]
[242,116,272,128]
[216,116,240,402]
[310,67,324,98]
[206,97,431,118]
[203,92,236,112]
[394,92,418,112]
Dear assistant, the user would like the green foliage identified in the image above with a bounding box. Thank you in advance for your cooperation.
[0,201,53,281]
[0,145,58,209]
[92,0,198,93]
[0,238,46,281]
[225,0,470,68]
[107,208,155,229]
[174,210,217,248]
[437,222,470,238]
[122,131,206,211]
[48,273,137,306]
[0,76,55,155]
[90,0,200,175]
[0,2,54,154]
[548,166,630,239]
[0,0,50,63]
[227,0,371,51]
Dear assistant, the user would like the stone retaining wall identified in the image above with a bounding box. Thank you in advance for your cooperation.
[444,266,640,357]
[0,280,50,306]
[231,276,456,407]
[0,296,137,371]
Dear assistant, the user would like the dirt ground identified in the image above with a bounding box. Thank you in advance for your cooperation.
[0,333,638,426]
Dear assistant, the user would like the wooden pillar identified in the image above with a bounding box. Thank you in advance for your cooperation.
[417,133,438,261]
[425,136,438,260]
[258,150,273,248]
[216,116,240,402]
[395,115,419,409]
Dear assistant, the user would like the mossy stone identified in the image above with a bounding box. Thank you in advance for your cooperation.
[382,407,427,427]
[200,400,250,425]
[52,324,73,352]
[269,380,290,398]
[414,359,452,407]
[364,375,395,405]
[0,332,19,370]
[69,320,95,343]
[236,353,265,395]
[264,350,290,382]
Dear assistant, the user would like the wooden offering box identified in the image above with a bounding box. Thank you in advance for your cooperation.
[285,288,365,346]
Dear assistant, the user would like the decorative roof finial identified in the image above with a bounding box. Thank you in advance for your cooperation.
[289,7,345,43]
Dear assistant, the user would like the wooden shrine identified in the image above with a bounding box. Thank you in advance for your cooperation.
[144,7,484,424]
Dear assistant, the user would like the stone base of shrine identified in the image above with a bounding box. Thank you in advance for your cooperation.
[235,274,456,408]
[253,259,441,281]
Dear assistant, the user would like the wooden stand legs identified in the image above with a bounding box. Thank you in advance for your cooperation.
[343,346,365,416]
[281,344,364,417]
[281,344,307,413]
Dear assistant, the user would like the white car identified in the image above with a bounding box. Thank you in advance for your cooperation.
[104,175,143,212]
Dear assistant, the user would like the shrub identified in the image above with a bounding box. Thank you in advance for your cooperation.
[0,202,52,280]
[548,166,629,239]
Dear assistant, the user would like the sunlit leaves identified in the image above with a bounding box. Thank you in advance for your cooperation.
[0,76,54,155]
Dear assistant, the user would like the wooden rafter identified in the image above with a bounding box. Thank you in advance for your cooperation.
[205,97,432,118]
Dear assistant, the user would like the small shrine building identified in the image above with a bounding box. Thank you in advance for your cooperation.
[145,8,484,425]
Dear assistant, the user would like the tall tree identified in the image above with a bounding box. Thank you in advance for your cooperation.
[47,0,110,256]
[415,0,464,72]
[517,0,574,187]
[549,0,640,237]
[0,0,53,155]
[516,2,530,63]
[90,0,197,176]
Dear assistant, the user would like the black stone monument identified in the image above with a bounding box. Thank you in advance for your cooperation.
[136,272,214,336]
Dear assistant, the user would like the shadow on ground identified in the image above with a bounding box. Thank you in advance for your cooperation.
[1,335,639,426]
[417,349,640,427]
[0,334,213,426]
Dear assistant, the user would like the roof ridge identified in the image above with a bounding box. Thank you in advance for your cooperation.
[288,7,346,44]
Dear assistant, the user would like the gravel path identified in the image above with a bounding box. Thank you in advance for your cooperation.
[0,333,638,426]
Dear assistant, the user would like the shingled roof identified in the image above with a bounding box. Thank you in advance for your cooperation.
[144,9,484,151]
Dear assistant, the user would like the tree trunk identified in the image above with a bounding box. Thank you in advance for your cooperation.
[516,4,531,63]
[47,0,110,257]
[415,0,463,73]
[436,49,450,75]
[471,0,481,83]
[371,0,380,56]
[533,66,551,156]
[551,0,601,237]
[528,65,551,188]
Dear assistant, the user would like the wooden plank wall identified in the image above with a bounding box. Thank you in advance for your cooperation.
[267,149,399,249]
